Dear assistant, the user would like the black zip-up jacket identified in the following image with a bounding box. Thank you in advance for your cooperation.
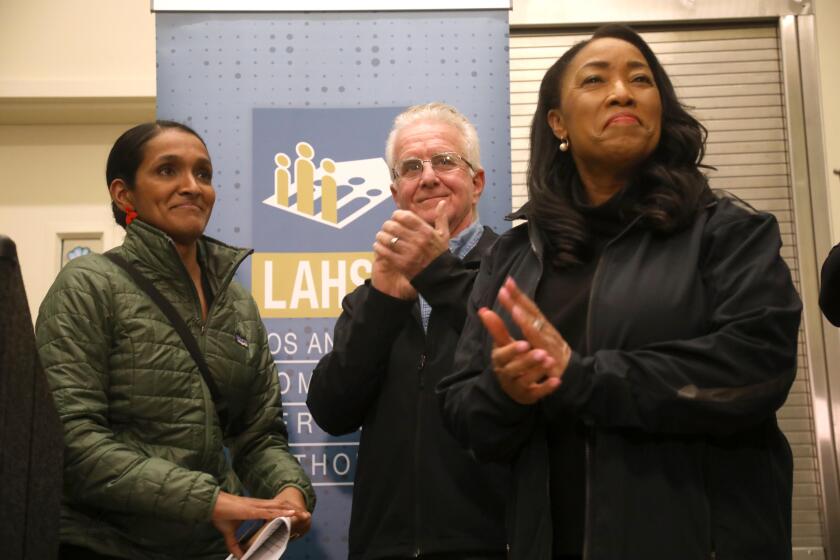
[819,242,840,325]
[439,196,802,560]
[308,227,508,560]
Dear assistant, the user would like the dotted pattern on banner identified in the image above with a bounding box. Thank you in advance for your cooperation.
[156,11,512,248]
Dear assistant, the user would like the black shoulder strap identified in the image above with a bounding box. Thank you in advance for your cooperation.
[105,252,230,431]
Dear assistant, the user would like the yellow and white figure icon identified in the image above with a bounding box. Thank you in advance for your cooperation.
[265,141,391,229]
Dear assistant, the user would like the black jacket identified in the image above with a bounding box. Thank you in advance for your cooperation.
[439,196,802,560]
[819,242,840,325]
[308,227,508,560]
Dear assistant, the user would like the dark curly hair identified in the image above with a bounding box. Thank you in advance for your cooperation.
[106,120,207,227]
[528,24,713,268]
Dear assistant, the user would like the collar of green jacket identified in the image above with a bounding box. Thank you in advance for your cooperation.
[120,219,253,297]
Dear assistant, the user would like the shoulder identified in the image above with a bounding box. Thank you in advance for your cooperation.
[47,253,120,295]
[492,222,531,253]
[704,191,777,231]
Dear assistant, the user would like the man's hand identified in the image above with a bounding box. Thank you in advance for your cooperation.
[371,200,451,300]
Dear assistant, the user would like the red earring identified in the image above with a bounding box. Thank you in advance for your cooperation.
[124,204,138,226]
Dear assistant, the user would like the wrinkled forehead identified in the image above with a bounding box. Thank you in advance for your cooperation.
[393,118,467,158]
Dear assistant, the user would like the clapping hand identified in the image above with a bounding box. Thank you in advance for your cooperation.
[371,200,450,300]
[478,277,572,404]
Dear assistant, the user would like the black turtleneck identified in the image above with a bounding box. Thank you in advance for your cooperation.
[535,180,633,559]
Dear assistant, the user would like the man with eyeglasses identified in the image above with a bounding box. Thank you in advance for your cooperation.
[308,103,507,560]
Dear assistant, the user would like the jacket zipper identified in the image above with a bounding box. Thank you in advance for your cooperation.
[166,239,246,463]
[581,252,603,560]
[414,351,427,558]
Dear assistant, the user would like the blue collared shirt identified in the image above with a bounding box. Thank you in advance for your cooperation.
[419,220,484,332]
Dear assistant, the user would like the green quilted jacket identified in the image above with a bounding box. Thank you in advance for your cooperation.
[36,220,315,560]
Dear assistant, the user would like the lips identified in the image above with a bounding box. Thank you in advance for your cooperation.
[606,112,640,127]
[171,203,203,211]
[416,194,449,205]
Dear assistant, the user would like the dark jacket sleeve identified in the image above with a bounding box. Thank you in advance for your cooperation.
[309,246,487,436]
[545,207,802,436]
[411,249,482,332]
[819,242,840,326]
[307,283,415,435]
[440,207,802,462]
[438,245,539,463]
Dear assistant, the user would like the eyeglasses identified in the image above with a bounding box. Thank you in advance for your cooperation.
[392,152,475,181]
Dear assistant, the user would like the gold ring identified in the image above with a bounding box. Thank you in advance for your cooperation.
[389,236,400,246]
[532,317,545,331]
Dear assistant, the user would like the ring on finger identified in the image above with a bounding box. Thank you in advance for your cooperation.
[532,317,545,331]
[389,236,400,246]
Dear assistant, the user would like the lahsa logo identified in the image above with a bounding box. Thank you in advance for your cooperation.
[262,141,392,229]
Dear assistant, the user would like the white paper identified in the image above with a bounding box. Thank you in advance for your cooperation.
[225,517,291,560]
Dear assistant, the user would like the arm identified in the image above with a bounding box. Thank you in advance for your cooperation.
[36,259,218,522]
[307,283,414,435]
[545,208,802,435]
[229,309,316,511]
[820,242,840,326]
[411,245,484,332]
[438,246,540,463]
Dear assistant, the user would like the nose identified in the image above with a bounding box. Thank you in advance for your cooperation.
[609,79,634,106]
[418,160,439,187]
[179,172,201,194]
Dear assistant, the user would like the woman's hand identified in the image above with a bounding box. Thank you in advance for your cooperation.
[211,491,300,558]
[478,276,572,404]
[273,486,312,540]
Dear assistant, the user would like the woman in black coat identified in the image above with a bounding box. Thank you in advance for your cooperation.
[439,25,802,560]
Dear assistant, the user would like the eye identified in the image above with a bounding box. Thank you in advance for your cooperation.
[157,165,176,176]
[196,167,213,182]
[431,153,459,170]
[582,74,604,85]
[398,159,423,177]
[632,74,654,85]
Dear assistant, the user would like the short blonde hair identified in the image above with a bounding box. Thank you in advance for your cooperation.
[385,102,482,172]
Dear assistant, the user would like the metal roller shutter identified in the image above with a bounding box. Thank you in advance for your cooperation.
[509,24,824,550]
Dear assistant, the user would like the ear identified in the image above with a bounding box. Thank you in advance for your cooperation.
[470,169,486,203]
[109,178,134,211]
[390,182,399,205]
[547,109,568,141]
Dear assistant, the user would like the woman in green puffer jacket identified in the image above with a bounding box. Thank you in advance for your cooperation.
[37,121,315,560]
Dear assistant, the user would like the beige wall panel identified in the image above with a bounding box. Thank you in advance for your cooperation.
[0,0,155,97]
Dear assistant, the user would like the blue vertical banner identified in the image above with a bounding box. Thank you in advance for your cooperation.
[156,9,510,559]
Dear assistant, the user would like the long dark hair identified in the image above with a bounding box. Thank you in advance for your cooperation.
[106,120,207,227]
[528,25,713,268]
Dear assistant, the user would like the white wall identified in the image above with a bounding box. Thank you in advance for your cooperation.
[0,0,155,97]
[0,0,154,320]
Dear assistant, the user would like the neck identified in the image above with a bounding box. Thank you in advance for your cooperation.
[448,212,476,238]
[174,241,201,281]
[576,162,630,206]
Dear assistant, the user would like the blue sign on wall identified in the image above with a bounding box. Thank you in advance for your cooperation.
[156,10,510,559]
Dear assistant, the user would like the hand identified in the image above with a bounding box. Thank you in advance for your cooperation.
[211,491,299,559]
[273,486,312,540]
[371,248,417,300]
[372,201,451,296]
[478,277,572,405]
